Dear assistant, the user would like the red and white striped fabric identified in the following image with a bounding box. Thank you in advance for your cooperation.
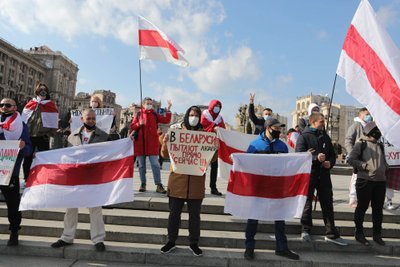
[337,0,400,148]
[225,153,311,221]
[19,138,134,211]
[216,128,294,180]
[22,98,59,129]
[138,16,189,67]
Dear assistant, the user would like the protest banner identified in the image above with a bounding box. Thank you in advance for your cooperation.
[70,108,114,133]
[384,146,400,167]
[0,140,20,185]
[167,129,217,176]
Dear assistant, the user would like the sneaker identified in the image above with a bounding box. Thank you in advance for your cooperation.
[51,239,72,248]
[161,242,176,254]
[244,248,254,260]
[275,249,300,260]
[139,183,146,192]
[94,242,106,252]
[211,188,222,196]
[189,244,203,256]
[301,232,312,242]
[384,202,396,210]
[156,184,167,194]
[7,231,18,246]
[324,236,348,246]
[355,233,370,246]
[373,235,386,246]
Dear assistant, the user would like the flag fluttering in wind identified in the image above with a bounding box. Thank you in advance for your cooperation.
[19,138,134,211]
[138,16,189,67]
[225,153,311,221]
[337,0,400,148]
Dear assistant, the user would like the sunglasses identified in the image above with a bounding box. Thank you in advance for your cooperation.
[86,117,96,121]
[0,103,14,108]
[39,91,48,96]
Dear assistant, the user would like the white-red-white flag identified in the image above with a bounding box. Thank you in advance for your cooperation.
[337,0,400,148]
[216,128,294,180]
[225,153,311,221]
[19,138,134,211]
[138,16,189,67]
[22,98,59,129]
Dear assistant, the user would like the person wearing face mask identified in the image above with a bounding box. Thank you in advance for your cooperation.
[296,113,348,246]
[51,109,110,252]
[345,107,372,208]
[130,97,172,193]
[348,121,388,246]
[201,99,226,195]
[248,93,273,135]
[21,82,58,181]
[244,118,299,261]
[298,103,320,133]
[159,106,211,256]
[0,98,32,246]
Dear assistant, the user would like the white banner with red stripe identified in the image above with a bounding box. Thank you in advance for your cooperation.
[225,153,311,221]
[22,98,59,129]
[337,0,400,148]
[216,128,294,180]
[19,138,134,211]
[138,16,189,67]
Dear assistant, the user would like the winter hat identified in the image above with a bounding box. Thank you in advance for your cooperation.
[307,103,320,115]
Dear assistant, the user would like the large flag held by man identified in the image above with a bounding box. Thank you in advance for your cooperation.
[216,128,294,180]
[138,16,189,67]
[19,138,134,211]
[225,153,311,221]
[337,0,400,148]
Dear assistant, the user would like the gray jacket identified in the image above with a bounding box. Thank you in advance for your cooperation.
[348,136,388,182]
[344,120,364,154]
[67,126,109,147]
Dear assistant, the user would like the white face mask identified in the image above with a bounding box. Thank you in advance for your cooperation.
[145,104,153,110]
[90,101,98,108]
[188,116,199,127]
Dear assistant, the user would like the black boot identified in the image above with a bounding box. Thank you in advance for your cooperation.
[355,231,370,246]
[7,231,18,246]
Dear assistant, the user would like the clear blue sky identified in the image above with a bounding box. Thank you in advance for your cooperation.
[1,0,400,127]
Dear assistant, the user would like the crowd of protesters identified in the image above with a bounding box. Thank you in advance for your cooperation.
[0,83,398,261]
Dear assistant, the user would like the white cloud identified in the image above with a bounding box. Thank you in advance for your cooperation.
[189,46,261,94]
[376,5,398,28]
[316,30,328,40]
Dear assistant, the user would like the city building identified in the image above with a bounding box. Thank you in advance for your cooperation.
[0,38,78,117]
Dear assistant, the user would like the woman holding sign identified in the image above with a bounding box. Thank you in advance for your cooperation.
[160,105,214,257]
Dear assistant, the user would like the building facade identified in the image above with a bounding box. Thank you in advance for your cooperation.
[0,38,78,117]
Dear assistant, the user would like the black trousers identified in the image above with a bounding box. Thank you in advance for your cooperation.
[301,175,339,238]
[210,160,218,189]
[23,136,50,180]
[354,178,386,236]
[0,176,21,232]
[167,197,202,245]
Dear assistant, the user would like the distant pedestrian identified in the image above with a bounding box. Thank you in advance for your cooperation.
[298,103,320,133]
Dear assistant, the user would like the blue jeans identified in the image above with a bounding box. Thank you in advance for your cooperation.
[137,155,161,185]
[245,219,288,252]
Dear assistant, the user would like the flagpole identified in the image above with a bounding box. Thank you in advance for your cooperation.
[326,73,338,136]
[138,59,146,157]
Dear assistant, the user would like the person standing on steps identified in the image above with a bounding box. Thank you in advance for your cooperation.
[201,99,225,196]
[130,97,172,193]
[0,98,32,246]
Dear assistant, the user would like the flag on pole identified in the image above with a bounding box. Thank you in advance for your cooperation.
[224,153,311,221]
[19,138,134,211]
[138,16,189,67]
[216,128,295,180]
[337,0,400,148]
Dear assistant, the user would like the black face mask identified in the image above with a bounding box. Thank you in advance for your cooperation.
[369,129,382,140]
[83,123,96,131]
[0,112,13,122]
[269,129,281,139]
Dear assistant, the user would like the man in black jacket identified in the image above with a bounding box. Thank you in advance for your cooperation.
[295,113,348,246]
[248,93,273,134]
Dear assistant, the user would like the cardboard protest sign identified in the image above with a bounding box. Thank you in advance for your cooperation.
[0,140,20,185]
[167,129,217,176]
[70,108,114,133]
